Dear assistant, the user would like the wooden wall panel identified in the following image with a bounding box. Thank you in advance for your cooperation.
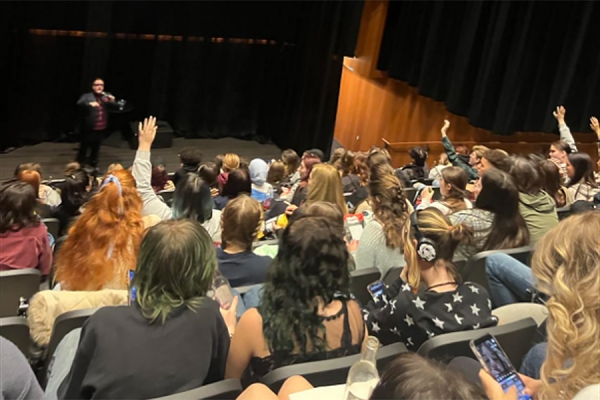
[334,0,597,167]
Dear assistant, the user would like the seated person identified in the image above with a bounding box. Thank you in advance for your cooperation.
[0,337,44,399]
[566,152,600,202]
[508,155,558,244]
[214,168,252,211]
[17,169,53,218]
[479,212,599,400]
[450,169,529,261]
[51,169,91,236]
[281,149,300,183]
[237,352,486,400]
[172,147,202,187]
[198,162,220,195]
[224,217,366,382]
[57,219,230,399]
[355,163,411,277]
[131,117,221,242]
[249,158,273,202]
[265,160,286,197]
[54,169,158,290]
[364,209,497,350]
[400,146,429,181]
[151,163,174,193]
[14,162,62,207]
[218,195,271,287]
[0,180,52,276]
[418,166,472,215]
[539,159,574,208]
[217,153,240,189]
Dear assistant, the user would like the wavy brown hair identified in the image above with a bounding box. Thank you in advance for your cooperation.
[54,168,145,290]
[532,212,600,400]
[369,163,409,249]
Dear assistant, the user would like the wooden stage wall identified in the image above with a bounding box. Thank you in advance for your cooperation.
[333,1,597,167]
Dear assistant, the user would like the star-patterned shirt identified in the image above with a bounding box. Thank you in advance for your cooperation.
[362,278,497,350]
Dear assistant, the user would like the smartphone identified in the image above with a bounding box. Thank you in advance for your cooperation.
[470,334,532,400]
[367,280,386,301]
[344,214,365,241]
[213,275,234,310]
[128,270,137,306]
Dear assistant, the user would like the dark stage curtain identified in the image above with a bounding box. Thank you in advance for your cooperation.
[378,1,600,135]
[3,1,363,154]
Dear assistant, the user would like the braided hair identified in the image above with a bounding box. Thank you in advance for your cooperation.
[368,163,409,249]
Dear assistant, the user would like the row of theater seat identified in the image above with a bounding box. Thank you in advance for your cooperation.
[0,301,546,397]
[0,241,529,322]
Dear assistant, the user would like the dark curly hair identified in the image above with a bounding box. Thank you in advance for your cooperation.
[259,217,351,355]
[369,163,409,249]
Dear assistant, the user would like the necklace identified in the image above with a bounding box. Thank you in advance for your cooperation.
[426,281,457,291]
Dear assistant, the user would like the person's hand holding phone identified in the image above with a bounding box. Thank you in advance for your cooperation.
[219,296,239,338]
[420,187,434,201]
[480,370,541,400]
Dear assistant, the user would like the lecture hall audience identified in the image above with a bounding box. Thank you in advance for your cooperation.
[1,107,599,400]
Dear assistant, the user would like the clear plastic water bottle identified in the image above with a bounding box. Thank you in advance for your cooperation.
[344,336,380,400]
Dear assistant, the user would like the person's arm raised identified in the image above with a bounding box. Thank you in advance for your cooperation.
[132,116,172,220]
[440,120,459,163]
[553,105,578,152]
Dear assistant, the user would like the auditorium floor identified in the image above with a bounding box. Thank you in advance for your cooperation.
[0,138,282,179]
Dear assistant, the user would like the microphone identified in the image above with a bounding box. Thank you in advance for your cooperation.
[101,91,113,99]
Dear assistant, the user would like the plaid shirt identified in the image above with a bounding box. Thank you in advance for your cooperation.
[93,94,107,131]
[449,209,494,261]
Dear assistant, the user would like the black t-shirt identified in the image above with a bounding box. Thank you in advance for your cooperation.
[216,248,271,288]
[363,278,497,350]
[57,301,230,399]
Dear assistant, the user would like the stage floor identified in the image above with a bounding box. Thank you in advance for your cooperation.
[0,138,282,179]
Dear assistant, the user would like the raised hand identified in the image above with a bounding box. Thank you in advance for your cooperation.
[441,119,450,137]
[553,106,566,124]
[590,116,600,139]
[138,116,157,151]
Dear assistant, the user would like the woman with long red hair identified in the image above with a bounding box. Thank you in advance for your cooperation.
[54,168,159,291]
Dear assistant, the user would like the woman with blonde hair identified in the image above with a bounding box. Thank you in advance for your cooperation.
[418,166,472,215]
[305,163,348,214]
[54,168,159,290]
[364,208,495,350]
[482,211,600,400]
[218,153,241,188]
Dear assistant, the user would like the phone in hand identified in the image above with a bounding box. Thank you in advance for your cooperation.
[367,280,386,301]
[128,270,137,306]
[213,276,234,310]
[470,334,532,400]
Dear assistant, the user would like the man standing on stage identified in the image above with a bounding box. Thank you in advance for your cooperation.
[76,78,115,167]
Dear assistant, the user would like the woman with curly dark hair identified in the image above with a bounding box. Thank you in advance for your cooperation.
[355,163,411,276]
[224,217,366,382]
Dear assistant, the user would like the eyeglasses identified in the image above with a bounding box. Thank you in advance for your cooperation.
[93,84,104,87]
